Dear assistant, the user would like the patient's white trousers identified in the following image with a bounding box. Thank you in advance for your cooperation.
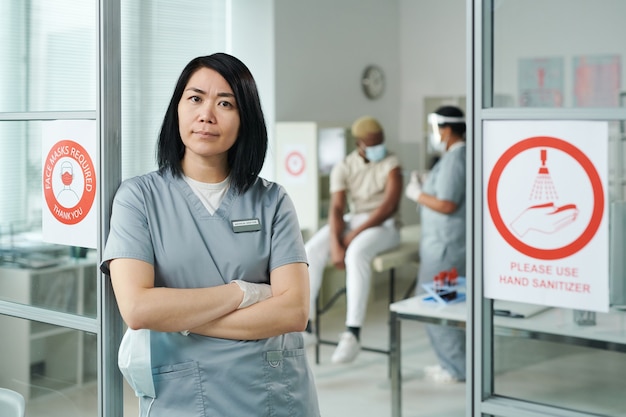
[304,214,400,328]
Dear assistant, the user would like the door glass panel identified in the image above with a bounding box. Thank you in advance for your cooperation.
[0,120,97,317]
[0,316,97,416]
[2,0,100,414]
[491,0,626,108]
[494,335,626,415]
[0,0,96,113]
[491,120,626,416]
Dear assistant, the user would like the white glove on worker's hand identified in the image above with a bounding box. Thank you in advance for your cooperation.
[418,171,429,185]
[404,170,422,202]
[232,280,273,309]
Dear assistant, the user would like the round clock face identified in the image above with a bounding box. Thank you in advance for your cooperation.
[361,65,385,99]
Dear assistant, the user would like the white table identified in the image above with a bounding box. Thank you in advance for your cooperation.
[389,296,626,417]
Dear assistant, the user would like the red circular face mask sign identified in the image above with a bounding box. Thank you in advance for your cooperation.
[285,151,306,176]
[43,140,96,225]
[487,136,604,260]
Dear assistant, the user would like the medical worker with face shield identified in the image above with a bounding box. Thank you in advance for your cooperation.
[405,105,467,383]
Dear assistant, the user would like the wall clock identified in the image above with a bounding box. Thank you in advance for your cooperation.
[361,65,385,100]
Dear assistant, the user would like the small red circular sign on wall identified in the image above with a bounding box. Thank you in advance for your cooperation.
[285,150,306,176]
[43,139,96,225]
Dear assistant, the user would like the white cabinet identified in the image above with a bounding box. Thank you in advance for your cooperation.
[275,121,353,239]
[0,259,97,399]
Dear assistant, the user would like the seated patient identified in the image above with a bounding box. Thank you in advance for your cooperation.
[304,115,402,364]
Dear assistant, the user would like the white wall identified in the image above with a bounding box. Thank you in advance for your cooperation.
[274,0,400,142]
[398,0,466,142]
[273,0,467,225]
[398,0,466,223]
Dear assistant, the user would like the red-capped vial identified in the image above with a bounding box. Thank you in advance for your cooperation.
[437,271,447,290]
[448,267,458,286]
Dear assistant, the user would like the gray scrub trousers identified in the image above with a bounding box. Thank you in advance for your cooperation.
[102,171,320,417]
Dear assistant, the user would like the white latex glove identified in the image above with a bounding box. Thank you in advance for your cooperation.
[231,280,273,309]
[405,170,422,202]
[418,171,430,185]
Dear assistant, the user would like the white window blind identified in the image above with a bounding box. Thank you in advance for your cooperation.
[0,0,228,230]
[121,0,228,179]
[0,0,96,231]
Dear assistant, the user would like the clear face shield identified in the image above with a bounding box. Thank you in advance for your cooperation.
[427,113,465,154]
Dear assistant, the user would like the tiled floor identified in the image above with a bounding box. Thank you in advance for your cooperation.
[20,277,626,417]
[306,294,626,417]
[307,295,466,417]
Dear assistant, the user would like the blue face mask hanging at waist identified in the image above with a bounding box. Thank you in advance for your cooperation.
[119,328,156,399]
[365,143,387,162]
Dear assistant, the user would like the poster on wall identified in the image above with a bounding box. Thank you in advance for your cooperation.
[42,120,98,249]
[518,57,564,107]
[483,120,609,312]
[573,54,621,107]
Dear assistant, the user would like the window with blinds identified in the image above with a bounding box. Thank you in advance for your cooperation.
[121,0,227,179]
[0,1,96,232]
[0,0,228,231]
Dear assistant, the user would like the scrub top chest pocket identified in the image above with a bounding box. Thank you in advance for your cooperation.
[228,217,270,284]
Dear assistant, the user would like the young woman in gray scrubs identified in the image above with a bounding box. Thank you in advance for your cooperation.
[101,53,320,416]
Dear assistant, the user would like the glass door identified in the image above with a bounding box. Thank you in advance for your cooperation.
[472,1,626,416]
[0,1,100,415]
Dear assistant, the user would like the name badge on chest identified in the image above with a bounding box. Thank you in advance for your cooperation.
[232,218,261,233]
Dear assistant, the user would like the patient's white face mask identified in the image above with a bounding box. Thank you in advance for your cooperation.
[118,328,156,398]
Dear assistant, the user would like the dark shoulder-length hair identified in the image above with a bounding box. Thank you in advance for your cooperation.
[157,52,268,194]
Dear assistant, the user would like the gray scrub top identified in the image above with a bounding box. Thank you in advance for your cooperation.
[101,170,320,417]
[419,144,467,281]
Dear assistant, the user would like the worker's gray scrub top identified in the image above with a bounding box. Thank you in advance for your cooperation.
[418,143,466,282]
[101,170,320,417]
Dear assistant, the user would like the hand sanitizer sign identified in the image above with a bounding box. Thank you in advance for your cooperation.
[483,120,609,312]
[42,120,98,249]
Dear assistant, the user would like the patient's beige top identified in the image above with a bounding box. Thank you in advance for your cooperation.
[330,149,400,217]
